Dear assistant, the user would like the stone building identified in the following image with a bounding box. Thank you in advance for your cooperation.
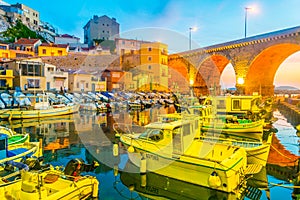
[83,15,119,47]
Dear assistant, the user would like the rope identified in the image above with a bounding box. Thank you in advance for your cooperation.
[270,145,298,162]
[269,182,300,189]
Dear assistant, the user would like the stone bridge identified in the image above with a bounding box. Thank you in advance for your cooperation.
[168,26,300,96]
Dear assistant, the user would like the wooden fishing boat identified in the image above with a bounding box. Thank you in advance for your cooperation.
[0,134,42,167]
[0,125,15,136]
[0,158,99,200]
[8,133,30,145]
[0,103,80,120]
[119,116,250,194]
[201,116,264,132]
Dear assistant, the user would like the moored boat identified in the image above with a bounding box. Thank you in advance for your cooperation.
[119,116,249,194]
[0,158,99,200]
[199,132,273,166]
[0,134,42,167]
[0,103,80,120]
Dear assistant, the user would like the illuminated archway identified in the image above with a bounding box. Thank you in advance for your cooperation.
[194,54,230,96]
[245,43,300,96]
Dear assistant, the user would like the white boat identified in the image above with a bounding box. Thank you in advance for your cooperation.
[119,114,249,194]
[0,93,80,120]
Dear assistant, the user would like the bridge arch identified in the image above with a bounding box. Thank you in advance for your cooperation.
[245,43,300,95]
[194,54,230,96]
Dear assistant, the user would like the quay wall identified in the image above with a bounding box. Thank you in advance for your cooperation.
[277,99,300,128]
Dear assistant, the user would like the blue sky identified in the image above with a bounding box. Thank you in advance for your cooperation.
[4,0,300,88]
[5,0,300,49]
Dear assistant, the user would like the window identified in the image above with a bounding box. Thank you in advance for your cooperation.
[76,82,79,88]
[148,47,152,51]
[27,79,40,88]
[148,56,152,61]
[217,100,226,109]
[42,49,46,54]
[58,50,62,56]
[86,83,89,88]
[232,100,241,110]
[148,65,151,70]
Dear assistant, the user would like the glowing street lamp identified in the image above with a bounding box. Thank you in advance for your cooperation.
[189,79,194,97]
[237,77,245,85]
[244,7,252,38]
[189,27,197,50]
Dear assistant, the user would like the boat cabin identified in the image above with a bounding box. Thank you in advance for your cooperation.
[131,114,201,155]
[209,95,262,116]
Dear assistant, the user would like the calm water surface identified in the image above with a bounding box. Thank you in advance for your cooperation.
[3,107,299,200]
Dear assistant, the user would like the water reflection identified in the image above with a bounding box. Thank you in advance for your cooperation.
[119,160,244,200]
[0,106,298,199]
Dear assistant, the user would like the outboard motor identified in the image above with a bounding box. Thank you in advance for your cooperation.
[64,158,99,177]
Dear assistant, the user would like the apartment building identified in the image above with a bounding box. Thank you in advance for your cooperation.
[12,3,39,30]
[7,58,46,92]
[83,15,119,47]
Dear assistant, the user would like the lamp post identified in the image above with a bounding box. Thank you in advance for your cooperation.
[189,27,197,50]
[244,7,251,38]
[189,27,192,50]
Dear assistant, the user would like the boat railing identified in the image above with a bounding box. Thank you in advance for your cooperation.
[199,136,262,148]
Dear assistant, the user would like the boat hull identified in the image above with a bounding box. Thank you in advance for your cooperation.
[0,104,80,119]
[122,139,247,194]
[0,167,99,200]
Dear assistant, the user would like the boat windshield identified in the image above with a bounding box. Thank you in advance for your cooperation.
[139,128,164,142]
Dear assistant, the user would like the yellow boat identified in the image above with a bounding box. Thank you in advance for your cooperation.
[0,103,80,120]
[0,134,42,169]
[199,132,273,167]
[0,159,99,200]
[119,115,249,195]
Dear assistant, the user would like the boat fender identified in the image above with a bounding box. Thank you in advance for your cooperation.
[140,158,147,174]
[113,143,119,157]
[128,146,135,153]
[140,173,147,187]
[208,171,221,187]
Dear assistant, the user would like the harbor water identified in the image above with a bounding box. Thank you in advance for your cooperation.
[2,106,299,200]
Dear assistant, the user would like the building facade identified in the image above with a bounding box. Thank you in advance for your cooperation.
[44,63,68,92]
[137,42,169,91]
[83,15,119,47]
[0,43,10,60]
[68,70,92,93]
[38,43,69,57]
[55,34,80,45]
[7,58,46,92]
[12,3,39,30]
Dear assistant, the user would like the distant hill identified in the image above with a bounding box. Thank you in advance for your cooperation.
[275,86,300,90]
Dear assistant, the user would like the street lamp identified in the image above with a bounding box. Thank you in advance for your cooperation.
[244,7,251,38]
[189,27,197,50]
